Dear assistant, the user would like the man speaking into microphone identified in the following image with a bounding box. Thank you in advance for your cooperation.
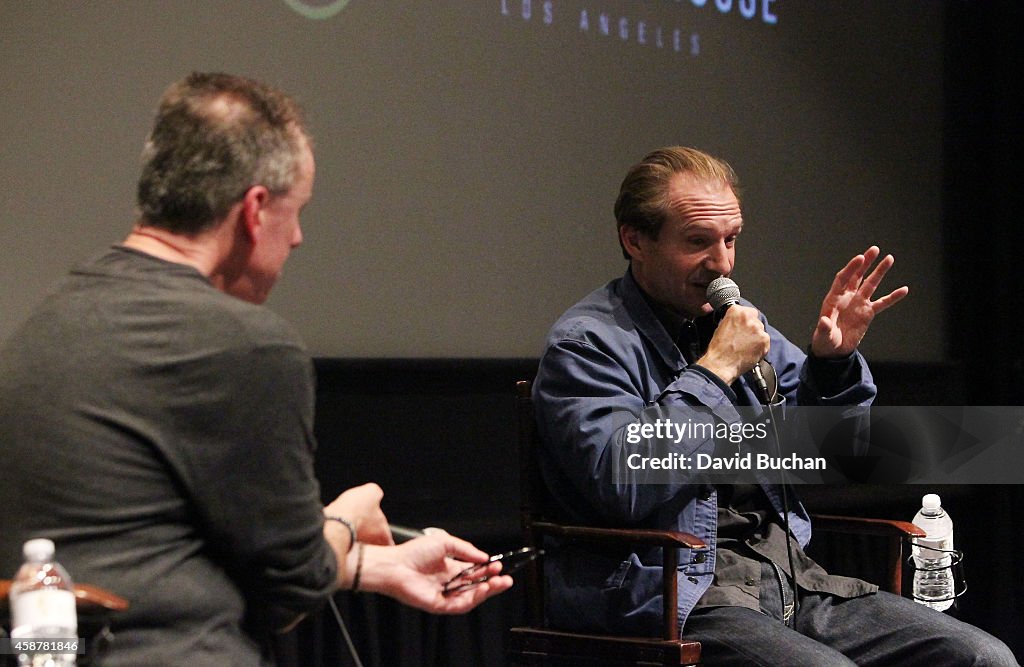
[532,147,1016,665]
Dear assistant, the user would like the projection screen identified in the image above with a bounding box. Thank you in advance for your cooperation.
[1,1,946,360]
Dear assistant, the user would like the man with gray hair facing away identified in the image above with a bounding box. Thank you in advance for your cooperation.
[0,72,510,666]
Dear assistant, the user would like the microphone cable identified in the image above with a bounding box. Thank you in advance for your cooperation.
[748,361,798,625]
[327,595,365,667]
[761,396,799,626]
[706,276,800,624]
[323,525,424,667]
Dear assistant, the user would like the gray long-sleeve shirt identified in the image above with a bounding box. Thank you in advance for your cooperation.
[0,246,337,666]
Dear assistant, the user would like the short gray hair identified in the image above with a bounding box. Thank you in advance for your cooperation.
[136,72,308,234]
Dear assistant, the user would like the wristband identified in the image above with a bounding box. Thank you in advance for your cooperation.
[325,516,357,553]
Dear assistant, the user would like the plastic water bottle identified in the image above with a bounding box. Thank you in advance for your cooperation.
[8,538,78,667]
[911,493,955,611]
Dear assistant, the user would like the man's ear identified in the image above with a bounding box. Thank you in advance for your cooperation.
[238,185,271,242]
[618,224,647,261]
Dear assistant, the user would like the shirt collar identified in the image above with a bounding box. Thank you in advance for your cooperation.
[620,266,716,364]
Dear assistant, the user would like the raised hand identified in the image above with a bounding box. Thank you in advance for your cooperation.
[810,246,909,358]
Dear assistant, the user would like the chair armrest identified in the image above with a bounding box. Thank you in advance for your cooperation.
[74,583,129,612]
[532,521,707,550]
[811,514,925,539]
[530,521,705,640]
[0,579,129,612]
[810,514,924,595]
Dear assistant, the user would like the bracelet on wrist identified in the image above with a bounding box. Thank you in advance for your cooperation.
[325,516,357,553]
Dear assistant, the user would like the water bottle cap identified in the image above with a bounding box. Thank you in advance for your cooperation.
[22,538,56,561]
[922,493,942,510]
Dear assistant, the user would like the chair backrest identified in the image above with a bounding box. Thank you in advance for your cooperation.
[509,379,703,662]
[516,380,544,527]
[515,379,547,626]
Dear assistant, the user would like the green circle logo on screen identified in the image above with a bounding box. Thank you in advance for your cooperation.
[283,0,351,20]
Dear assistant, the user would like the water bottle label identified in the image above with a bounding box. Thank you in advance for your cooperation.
[10,589,77,636]
[914,536,952,556]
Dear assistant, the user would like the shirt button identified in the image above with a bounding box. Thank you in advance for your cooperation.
[744,577,757,587]
[688,577,698,584]
[692,552,706,564]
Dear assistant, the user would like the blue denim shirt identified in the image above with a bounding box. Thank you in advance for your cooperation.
[533,269,876,636]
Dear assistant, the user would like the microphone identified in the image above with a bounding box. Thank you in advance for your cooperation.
[706,276,742,313]
[705,277,773,403]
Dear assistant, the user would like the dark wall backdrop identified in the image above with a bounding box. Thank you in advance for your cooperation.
[943,1,1024,406]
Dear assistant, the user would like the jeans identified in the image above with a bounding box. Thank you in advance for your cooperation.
[683,562,1018,666]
